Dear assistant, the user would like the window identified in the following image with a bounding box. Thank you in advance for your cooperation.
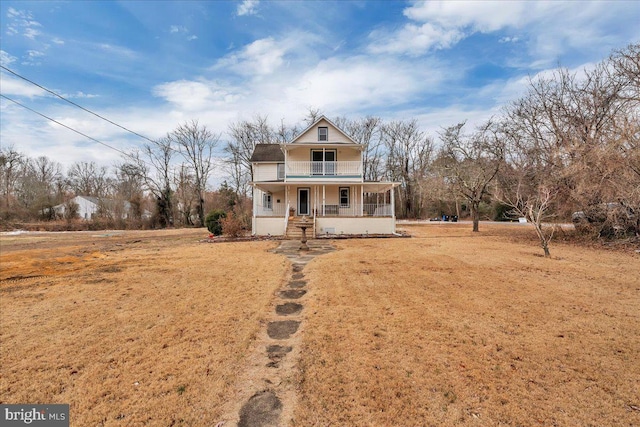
[311,150,336,175]
[262,192,272,210]
[277,163,285,180]
[339,187,350,208]
[318,127,328,141]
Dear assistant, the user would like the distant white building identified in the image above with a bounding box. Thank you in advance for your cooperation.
[53,196,150,220]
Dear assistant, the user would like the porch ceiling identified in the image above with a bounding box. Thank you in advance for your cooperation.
[250,182,286,192]
[362,182,400,192]
[252,181,400,193]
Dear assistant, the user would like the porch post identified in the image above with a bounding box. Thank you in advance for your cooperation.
[322,185,326,216]
[286,186,290,216]
[252,185,256,218]
[391,188,395,219]
[361,185,364,216]
[314,186,318,217]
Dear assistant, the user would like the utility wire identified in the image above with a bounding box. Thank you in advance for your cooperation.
[1,64,158,145]
[0,93,144,164]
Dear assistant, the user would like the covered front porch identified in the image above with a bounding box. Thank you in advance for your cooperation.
[251,182,399,237]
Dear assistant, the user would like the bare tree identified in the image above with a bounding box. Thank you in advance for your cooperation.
[0,146,24,218]
[67,161,109,197]
[224,115,275,200]
[169,120,220,226]
[132,136,175,228]
[303,107,323,127]
[30,156,63,219]
[334,116,385,181]
[438,121,504,231]
[114,162,147,221]
[174,163,198,226]
[275,118,300,143]
[381,119,434,218]
[500,44,640,238]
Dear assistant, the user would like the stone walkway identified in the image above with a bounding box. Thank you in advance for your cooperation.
[235,239,335,427]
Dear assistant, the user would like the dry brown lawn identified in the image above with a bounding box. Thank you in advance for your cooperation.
[0,229,288,426]
[1,224,639,426]
[294,223,640,426]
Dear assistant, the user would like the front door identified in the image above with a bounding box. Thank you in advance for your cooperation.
[298,188,310,216]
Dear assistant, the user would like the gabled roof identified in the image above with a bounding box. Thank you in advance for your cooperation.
[250,144,284,162]
[289,115,360,145]
[78,195,100,205]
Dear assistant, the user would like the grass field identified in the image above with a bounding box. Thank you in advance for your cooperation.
[1,224,639,426]
[0,229,288,426]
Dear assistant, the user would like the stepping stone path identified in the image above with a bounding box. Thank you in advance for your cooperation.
[235,239,335,427]
[238,390,282,427]
[278,289,306,299]
[275,302,303,316]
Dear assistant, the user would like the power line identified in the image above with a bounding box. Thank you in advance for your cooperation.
[1,64,159,145]
[0,93,142,163]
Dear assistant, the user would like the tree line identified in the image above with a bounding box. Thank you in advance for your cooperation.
[1,44,638,248]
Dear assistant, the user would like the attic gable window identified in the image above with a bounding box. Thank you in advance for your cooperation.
[318,127,328,141]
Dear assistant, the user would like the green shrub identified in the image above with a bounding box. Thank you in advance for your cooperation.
[205,209,226,235]
[491,201,515,221]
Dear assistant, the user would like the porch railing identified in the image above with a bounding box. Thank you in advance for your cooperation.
[316,203,393,217]
[255,203,392,217]
[286,161,362,177]
[254,204,287,217]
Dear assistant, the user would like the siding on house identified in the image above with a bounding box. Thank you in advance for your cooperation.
[291,118,355,144]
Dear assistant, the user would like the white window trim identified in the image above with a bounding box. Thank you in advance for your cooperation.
[318,126,328,141]
[263,192,273,210]
[339,187,350,208]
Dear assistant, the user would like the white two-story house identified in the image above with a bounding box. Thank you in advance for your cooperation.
[250,116,399,237]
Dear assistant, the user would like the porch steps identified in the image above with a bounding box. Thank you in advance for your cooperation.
[285,218,314,240]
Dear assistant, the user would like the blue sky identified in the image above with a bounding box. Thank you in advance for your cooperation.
[1,0,639,180]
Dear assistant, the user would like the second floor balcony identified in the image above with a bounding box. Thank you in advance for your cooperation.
[286,161,362,179]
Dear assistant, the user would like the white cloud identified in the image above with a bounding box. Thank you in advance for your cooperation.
[23,27,41,40]
[237,0,259,16]
[6,7,42,40]
[62,91,100,99]
[0,73,46,98]
[170,25,187,33]
[368,22,463,56]
[1,50,17,66]
[285,56,443,110]
[98,43,137,59]
[403,1,532,32]
[169,25,197,41]
[26,50,44,58]
[22,50,45,66]
[153,79,243,111]
[499,36,520,44]
[52,37,65,45]
[215,37,286,76]
[369,1,532,55]
[369,0,640,63]
[406,105,501,139]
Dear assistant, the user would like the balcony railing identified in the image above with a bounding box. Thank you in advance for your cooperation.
[286,161,362,177]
